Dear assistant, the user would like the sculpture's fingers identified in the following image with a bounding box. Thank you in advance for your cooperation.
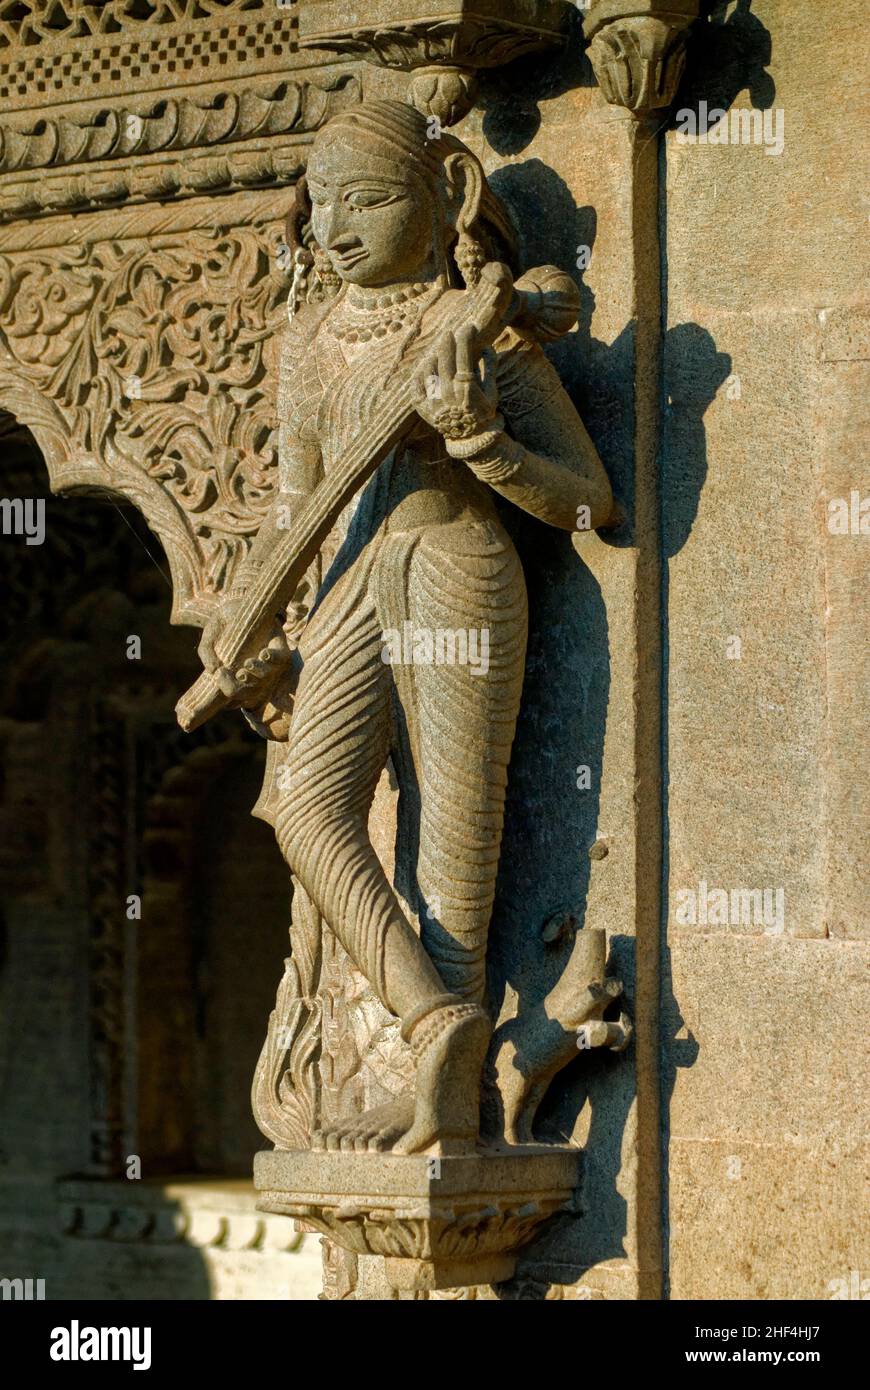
[417,355,440,408]
[437,331,457,396]
[454,323,478,379]
[197,624,219,673]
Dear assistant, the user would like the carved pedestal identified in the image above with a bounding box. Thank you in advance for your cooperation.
[255,1149,579,1293]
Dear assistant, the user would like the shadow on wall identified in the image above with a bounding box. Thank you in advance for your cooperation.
[482,159,635,1283]
[472,123,737,1285]
[476,5,597,157]
[684,0,776,117]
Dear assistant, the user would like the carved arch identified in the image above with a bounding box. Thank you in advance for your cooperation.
[0,203,292,627]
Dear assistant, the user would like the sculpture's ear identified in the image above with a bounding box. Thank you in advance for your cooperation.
[286,175,312,257]
[442,150,484,239]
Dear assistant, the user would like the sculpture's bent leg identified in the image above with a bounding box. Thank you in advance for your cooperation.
[274,563,446,1026]
[273,560,487,1152]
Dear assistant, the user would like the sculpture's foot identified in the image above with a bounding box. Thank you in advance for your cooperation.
[310,1000,489,1156]
[393,1000,490,1156]
[311,1094,416,1154]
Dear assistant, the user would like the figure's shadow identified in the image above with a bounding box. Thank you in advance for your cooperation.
[680,0,776,117]
[484,160,633,1288]
[477,154,733,1293]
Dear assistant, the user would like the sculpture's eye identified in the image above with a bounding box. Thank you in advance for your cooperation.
[345,188,403,210]
[308,184,330,207]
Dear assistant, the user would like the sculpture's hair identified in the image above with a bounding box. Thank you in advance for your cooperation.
[292,99,518,297]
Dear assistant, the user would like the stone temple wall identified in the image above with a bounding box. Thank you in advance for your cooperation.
[0,1,865,1301]
[660,0,867,1300]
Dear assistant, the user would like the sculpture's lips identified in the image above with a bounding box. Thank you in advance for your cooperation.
[332,248,369,269]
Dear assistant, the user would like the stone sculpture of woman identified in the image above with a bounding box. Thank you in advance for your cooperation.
[190,99,614,1156]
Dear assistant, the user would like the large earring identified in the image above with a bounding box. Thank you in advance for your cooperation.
[453,229,485,287]
[312,245,342,299]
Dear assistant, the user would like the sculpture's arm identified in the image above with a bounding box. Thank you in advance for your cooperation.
[466,339,614,531]
[413,327,613,532]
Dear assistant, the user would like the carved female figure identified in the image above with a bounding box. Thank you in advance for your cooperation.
[197,100,613,1155]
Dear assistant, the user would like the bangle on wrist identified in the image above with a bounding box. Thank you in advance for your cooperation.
[463,435,526,485]
[445,426,504,459]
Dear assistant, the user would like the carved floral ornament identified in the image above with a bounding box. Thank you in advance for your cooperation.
[0,210,289,623]
[583,0,700,116]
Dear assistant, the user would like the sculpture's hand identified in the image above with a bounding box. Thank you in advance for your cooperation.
[197,598,294,702]
[412,324,499,443]
[197,600,240,674]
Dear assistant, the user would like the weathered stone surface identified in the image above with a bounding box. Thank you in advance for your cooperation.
[662,0,868,1298]
[0,0,865,1305]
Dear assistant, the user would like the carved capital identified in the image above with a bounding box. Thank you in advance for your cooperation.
[583,0,700,117]
[298,0,571,126]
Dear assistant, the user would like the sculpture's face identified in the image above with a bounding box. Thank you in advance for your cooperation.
[307,135,438,288]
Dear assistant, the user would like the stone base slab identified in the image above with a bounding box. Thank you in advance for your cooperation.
[255,1147,580,1291]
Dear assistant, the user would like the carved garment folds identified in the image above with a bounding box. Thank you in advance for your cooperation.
[182,100,630,1171]
[0,61,633,1291]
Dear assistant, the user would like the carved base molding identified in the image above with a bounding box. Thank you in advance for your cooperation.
[255,1148,580,1292]
[57,1177,303,1253]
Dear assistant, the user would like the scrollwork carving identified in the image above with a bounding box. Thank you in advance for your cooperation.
[0,76,359,175]
[0,223,290,623]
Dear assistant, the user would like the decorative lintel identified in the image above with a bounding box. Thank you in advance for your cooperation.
[297,0,572,126]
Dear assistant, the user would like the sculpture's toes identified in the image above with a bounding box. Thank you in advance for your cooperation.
[368,1116,411,1153]
[331,1113,364,1141]
[363,1096,416,1152]
[395,1006,490,1156]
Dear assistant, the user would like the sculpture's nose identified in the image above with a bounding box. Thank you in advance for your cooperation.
[321,201,356,254]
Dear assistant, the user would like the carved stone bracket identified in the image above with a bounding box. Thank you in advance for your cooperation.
[583,0,700,117]
[255,1149,579,1293]
[298,0,571,127]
